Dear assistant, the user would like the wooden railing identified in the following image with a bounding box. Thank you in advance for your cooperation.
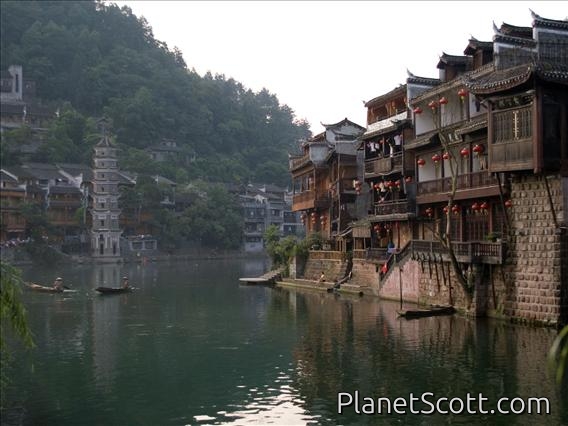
[289,154,310,170]
[489,138,533,171]
[365,153,403,175]
[373,199,413,216]
[308,250,344,260]
[417,171,499,195]
[411,239,504,264]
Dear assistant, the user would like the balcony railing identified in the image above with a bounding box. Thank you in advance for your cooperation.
[292,190,331,211]
[411,239,504,264]
[365,152,403,176]
[373,199,413,216]
[417,171,499,195]
[489,139,533,171]
[289,154,310,171]
[308,250,344,260]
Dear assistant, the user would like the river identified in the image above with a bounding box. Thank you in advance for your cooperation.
[2,257,566,425]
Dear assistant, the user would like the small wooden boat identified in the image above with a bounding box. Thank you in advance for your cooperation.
[398,305,455,318]
[25,283,66,293]
[95,286,132,295]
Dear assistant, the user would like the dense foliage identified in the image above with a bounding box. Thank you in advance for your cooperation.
[1,0,311,186]
[0,261,34,404]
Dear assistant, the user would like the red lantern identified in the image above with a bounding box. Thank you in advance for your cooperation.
[431,153,442,163]
[373,183,380,190]
[480,202,489,211]
[394,180,401,188]
[425,207,433,218]
[443,205,449,214]
[460,147,470,158]
[417,158,426,167]
[442,152,451,160]
[439,96,448,105]
[428,100,438,110]
[373,224,380,232]
[457,88,468,101]
[471,202,480,212]
[505,199,513,208]
[473,144,484,155]
[311,212,317,218]
[451,204,460,214]
[405,176,413,183]
[413,106,423,114]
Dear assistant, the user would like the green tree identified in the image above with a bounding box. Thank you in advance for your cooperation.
[1,261,34,403]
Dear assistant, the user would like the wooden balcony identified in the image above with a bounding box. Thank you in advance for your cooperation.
[489,139,533,172]
[292,190,331,211]
[289,154,311,171]
[365,153,403,176]
[416,171,501,204]
[373,199,414,217]
[411,239,504,264]
[308,250,344,260]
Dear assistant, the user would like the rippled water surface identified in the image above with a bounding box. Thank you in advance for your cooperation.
[2,258,566,425]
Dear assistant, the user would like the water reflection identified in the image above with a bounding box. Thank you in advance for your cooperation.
[7,259,566,426]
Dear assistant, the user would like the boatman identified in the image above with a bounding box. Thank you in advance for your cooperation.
[121,276,130,289]
[53,277,64,292]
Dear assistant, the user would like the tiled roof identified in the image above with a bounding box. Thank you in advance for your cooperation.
[20,163,66,180]
[455,116,488,136]
[463,37,493,55]
[497,22,532,38]
[1,169,18,182]
[437,53,472,69]
[363,117,410,140]
[49,185,82,195]
[365,84,407,108]
[535,63,568,84]
[403,129,439,151]
[95,134,113,147]
[406,70,440,87]
[410,63,494,104]
[532,11,568,30]
[320,117,366,131]
[465,63,534,94]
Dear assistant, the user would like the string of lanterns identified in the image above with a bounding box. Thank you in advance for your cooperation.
[413,88,469,114]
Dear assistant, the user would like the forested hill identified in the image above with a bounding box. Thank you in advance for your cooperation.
[0,1,311,186]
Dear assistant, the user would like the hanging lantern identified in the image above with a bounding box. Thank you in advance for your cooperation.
[443,205,449,215]
[451,204,460,214]
[405,176,413,183]
[425,207,433,218]
[471,202,480,212]
[394,180,401,188]
[417,158,426,167]
[373,224,380,232]
[505,199,513,208]
[413,106,423,114]
[442,151,451,160]
[457,88,468,102]
[439,96,448,105]
[473,144,485,156]
[428,100,438,110]
[460,147,470,158]
[431,153,442,164]
[480,201,489,211]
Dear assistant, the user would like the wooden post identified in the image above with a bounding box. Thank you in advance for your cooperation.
[397,253,403,310]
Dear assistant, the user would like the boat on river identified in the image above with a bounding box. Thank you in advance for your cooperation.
[398,305,455,318]
[95,286,132,295]
[25,283,73,293]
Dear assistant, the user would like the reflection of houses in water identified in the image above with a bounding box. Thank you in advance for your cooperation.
[277,290,559,417]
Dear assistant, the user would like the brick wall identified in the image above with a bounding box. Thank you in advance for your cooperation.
[497,174,566,325]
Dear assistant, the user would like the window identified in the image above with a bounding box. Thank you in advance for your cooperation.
[493,106,532,143]
[100,220,105,227]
